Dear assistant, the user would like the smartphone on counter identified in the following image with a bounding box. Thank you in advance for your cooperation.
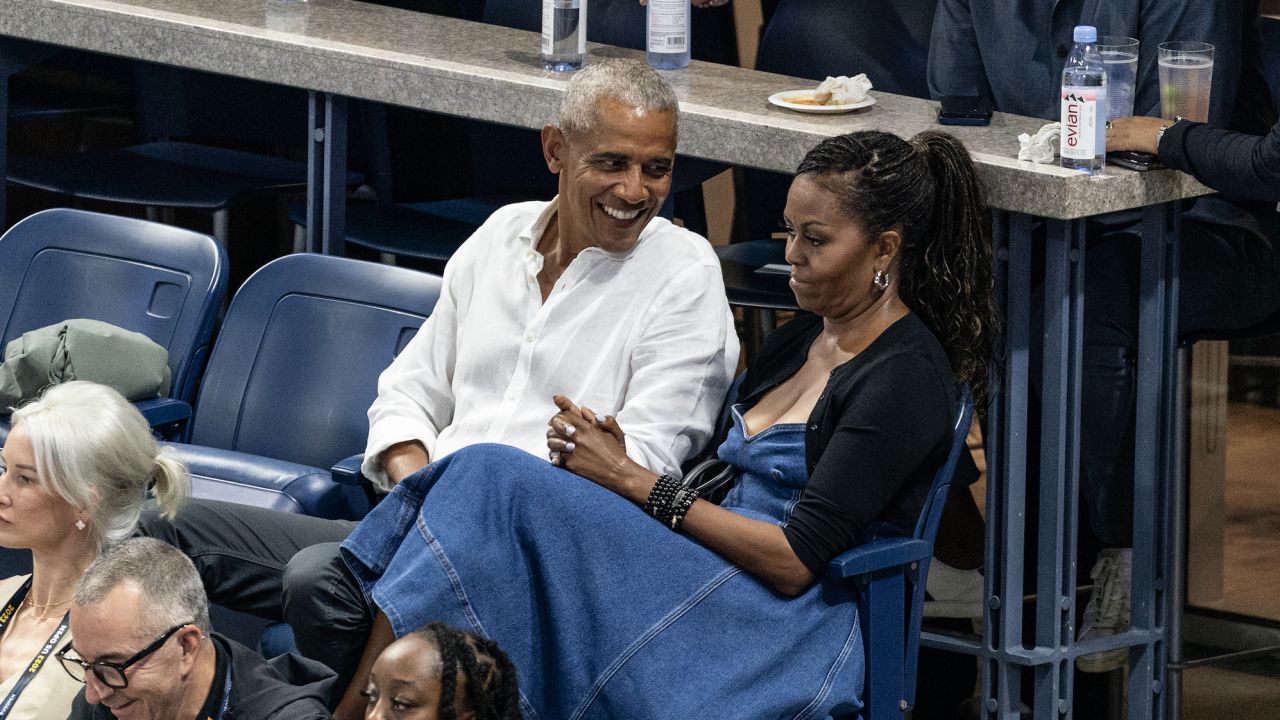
[937,95,993,126]
[1108,150,1159,171]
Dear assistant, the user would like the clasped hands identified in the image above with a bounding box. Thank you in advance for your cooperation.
[545,394,635,492]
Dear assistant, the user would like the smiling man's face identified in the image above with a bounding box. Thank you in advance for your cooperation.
[543,98,677,254]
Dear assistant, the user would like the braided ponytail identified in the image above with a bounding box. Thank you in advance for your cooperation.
[795,130,998,411]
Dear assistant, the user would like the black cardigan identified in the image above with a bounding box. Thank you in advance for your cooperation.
[1160,118,1280,203]
[723,313,966,576]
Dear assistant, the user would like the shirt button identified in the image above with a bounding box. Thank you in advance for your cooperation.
[1056,45,1068,59]
[808,424,818,431]
[526,333,537,343]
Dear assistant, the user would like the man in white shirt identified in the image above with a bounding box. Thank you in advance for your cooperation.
[140,58,738,706]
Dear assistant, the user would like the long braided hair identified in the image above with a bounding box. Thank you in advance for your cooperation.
[794,130,999,412]
[412,622,521,720]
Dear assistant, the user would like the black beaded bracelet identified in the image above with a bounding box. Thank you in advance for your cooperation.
[644,474,680,523]
[667,486,699,531]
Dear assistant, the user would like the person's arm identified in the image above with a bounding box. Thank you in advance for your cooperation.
[780,355,951,576]
[332,611,397,720]
[926,0,994,105]
[361,247,468,490]
[549,395,813,596]
[1109,116,1280,202]
[610,262,738,477]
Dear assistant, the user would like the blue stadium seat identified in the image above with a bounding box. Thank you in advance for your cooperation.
[173,253,442,520]
[827,385,974,719]
[0,208,227,440]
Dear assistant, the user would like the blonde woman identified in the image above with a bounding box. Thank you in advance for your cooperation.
[0,381,187,719]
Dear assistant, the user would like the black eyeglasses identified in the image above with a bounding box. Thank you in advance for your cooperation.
[56,623,192,689]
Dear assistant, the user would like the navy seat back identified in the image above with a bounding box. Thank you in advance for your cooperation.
[739,0,938,240]
[0,208,227,404]
[188,254,442,470]
[1263,16,1280,113]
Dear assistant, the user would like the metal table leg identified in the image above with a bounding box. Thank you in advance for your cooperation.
[306,91,347,255]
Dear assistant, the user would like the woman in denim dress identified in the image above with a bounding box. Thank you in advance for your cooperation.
[342,130,997,719]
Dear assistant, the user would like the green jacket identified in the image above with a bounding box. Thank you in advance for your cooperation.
[0,319,170,410]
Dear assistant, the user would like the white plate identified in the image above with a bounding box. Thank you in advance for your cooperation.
[768,89,876,114]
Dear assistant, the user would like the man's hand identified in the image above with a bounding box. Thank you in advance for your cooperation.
[379,440,429,486]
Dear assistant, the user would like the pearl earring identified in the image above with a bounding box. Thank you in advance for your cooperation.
[75,520,86,531]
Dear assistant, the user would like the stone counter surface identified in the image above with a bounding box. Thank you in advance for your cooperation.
[1,0,1212,219]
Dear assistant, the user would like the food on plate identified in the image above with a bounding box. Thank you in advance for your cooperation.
[811,74,873,106]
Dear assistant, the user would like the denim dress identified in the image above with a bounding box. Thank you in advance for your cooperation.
[342,408,865,720]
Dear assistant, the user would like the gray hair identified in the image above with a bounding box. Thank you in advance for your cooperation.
[10,381,189,548]
[558,58,679,140]
[74,537,211,637]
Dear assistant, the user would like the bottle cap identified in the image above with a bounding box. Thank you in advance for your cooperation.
[1073,26,1097,43]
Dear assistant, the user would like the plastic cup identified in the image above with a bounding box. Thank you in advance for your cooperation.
[1158,41,1214,122]
[1097,36,1139,120]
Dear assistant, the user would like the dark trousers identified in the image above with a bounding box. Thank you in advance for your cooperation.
[138,500,370,691]
[1080,204,1280,547]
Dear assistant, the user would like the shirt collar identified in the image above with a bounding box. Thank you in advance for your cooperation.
[517,196,658,266]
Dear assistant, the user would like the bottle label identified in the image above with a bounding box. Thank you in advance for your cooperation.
[1061,86,1105,160]
[647,0,688,53]
[541,0,583,56]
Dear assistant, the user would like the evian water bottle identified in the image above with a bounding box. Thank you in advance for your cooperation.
[1061,25,1108,173]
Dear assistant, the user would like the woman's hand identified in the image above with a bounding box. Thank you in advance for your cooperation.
[1107,116,1168,155]
[547,395,649,498]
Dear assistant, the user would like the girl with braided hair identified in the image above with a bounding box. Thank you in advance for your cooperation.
[342,129,996,717]
[362,621,519,720]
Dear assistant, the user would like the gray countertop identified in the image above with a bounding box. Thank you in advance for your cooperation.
[1,0,1213,219]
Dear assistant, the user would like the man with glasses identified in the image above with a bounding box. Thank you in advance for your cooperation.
[59,538,334,720]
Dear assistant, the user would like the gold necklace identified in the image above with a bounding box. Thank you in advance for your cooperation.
[23,594,73,621]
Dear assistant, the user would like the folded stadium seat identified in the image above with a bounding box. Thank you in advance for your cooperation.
[0,208,227,444]
[8,62,360,248]
[289,0,738,265]
[0,207,225,597]
[723,0,939,355]
[170,253,442,521]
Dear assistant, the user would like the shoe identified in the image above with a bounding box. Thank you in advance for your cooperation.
[1076,548,1132,673]
[924,558,984,620]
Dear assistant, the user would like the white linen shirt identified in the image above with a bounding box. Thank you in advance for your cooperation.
[362,199,739,490]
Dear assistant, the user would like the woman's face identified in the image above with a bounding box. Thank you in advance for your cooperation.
[0,425,81,551]
[364,634,472,720]
[782,174,896,319]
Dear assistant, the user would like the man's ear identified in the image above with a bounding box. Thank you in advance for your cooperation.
[177,626,204,674]
[542,124,566,173]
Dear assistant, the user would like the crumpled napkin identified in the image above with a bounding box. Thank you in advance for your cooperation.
[1018,122,1061,164]
[814,74,873,105]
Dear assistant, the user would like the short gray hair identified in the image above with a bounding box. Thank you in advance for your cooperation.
[74,537,211,637]
[10,381,189,548]
[558,58,679,140]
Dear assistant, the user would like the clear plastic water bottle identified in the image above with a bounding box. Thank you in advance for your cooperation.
[542,0,586,72]
[646,0,691,69]
[1060,25,1108,173]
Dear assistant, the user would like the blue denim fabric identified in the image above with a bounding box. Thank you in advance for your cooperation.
[928,0,1241,125]
[342,427,865,719]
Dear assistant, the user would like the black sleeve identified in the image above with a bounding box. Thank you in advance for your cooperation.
[1159,118,1280,202]
[782,354,952,576]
